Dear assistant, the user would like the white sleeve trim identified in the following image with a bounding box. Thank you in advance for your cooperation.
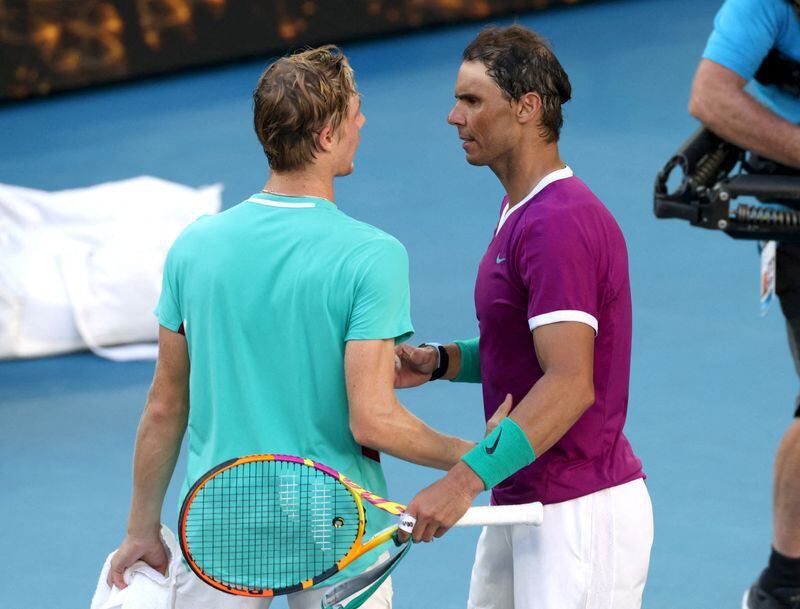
[528,310,598,334]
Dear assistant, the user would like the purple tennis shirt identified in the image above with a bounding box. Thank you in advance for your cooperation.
[475,167,644,506]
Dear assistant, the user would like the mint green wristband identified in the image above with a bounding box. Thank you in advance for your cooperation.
[452,337,481,383]
[461,418,536,490]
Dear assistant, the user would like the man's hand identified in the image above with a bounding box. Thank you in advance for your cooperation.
[107,532,168,589]
[394,394,510,542]
[397,461,484,543]
[485,393,513,437]
[394,343,438,388]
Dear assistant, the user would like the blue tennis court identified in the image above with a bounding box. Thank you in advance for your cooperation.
[0,0,791,607]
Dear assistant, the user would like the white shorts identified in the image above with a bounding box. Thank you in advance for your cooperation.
[467,478,653,609]
[175,553,393,609]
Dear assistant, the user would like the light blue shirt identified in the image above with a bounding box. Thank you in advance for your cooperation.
[703,0,800,123]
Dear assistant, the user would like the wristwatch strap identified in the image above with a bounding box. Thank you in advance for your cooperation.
[419,342,449,381]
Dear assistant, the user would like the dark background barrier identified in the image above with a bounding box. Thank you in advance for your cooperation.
[0,0,591,101]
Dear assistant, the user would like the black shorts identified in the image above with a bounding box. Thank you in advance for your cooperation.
[776,243,800,417]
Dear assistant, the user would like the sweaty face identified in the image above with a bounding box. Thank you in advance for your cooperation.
[334,94,365,177]
[447,61,518,167]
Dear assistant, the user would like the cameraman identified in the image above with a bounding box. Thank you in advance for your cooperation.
[689,0,800,607]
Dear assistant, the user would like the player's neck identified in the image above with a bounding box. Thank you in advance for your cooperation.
[264,169,335,203]
[493,142,564,209]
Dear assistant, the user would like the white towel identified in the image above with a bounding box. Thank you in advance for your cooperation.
[90,525,182,609]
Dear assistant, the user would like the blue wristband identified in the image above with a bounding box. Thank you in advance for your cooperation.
[461,418,536,490]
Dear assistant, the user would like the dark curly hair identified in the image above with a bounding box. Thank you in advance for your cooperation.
[463,25,571,143]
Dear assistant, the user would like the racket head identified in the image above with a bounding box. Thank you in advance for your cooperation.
[179,454,366,597]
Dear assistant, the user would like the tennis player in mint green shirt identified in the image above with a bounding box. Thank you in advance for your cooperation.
[108,45,475,609]
[156,191,413,571]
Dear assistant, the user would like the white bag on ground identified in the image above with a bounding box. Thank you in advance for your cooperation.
[0,176,222,360]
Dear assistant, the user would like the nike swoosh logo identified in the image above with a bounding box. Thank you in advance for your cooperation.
[495,256,506,264]
[485,429,502,455]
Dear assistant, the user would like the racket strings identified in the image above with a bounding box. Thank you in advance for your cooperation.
[183,458,361,592]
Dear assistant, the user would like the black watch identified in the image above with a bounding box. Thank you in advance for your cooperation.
[419,342,449,381]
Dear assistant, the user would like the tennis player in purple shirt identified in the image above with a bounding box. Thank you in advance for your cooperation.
[395,25,653,609]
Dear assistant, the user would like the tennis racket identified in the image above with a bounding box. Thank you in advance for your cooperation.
[179,453,543,598]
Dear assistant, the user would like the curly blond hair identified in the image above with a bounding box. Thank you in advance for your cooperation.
[253,45,358,172]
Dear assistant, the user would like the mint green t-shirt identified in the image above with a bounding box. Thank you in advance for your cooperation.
[156,192,414,583]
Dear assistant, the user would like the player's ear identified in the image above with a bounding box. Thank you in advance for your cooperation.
[317,124,336,152]
[516,92,541,125]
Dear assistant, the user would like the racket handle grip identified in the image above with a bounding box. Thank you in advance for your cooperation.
[455,501,544,527]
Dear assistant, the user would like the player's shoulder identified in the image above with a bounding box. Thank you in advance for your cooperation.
[723,0,791,17]
[716,0,791,32]
[522,176,609,226]
[165,212,218,257]
[516,176,623,253]
[336,218,409,283]
[177,198,262,236]
[167,201,267,271]
[337,213,408,258]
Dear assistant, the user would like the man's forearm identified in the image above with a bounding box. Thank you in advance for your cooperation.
[509,370,594,457]
[449,337,480,382]
[354,400,474,470]
[348,338,475,469]
[696,89,800,167]
[690,60,800,168]
[126,402,187,535]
